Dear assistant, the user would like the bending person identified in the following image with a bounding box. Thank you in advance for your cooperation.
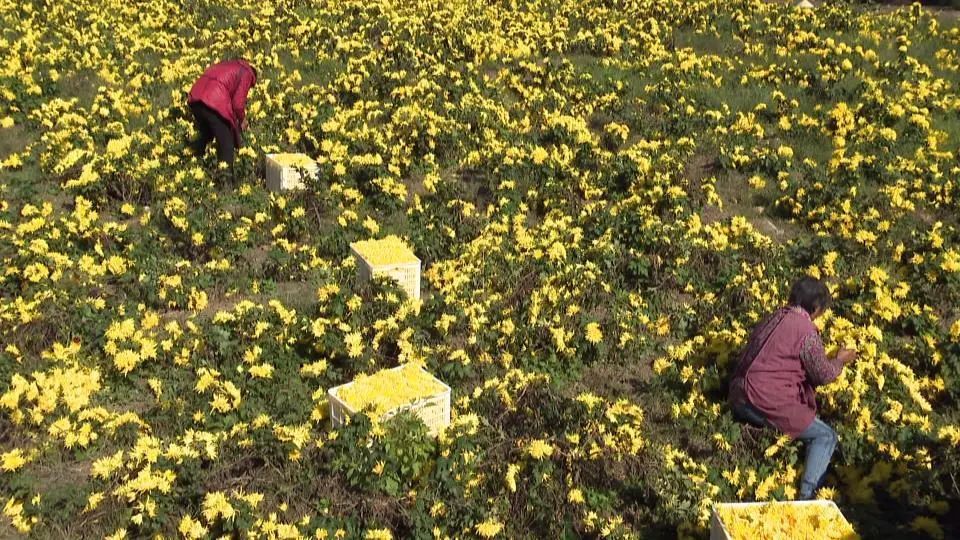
[186,58,257,172]
[728,276,857,500]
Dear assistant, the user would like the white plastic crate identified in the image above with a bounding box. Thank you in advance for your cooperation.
[327,365,451,437]
[711,500,852,540]
[265,153,318,191]
[350,244,421,300]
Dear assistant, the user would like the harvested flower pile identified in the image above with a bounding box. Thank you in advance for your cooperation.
[716,502,860,540]
[350,235,419,266]
[336,364,446,418]
[269,153,316,168]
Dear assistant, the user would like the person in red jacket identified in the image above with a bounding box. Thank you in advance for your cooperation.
[728,276,857,500]
[186,58,257,169]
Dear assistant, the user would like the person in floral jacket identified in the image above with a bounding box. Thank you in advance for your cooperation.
[729,276,857,499]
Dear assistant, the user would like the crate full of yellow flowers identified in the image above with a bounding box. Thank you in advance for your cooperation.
[711,500,858,540]
[349,235,421,300]
[265,153,319,191]
[327,363,451,436]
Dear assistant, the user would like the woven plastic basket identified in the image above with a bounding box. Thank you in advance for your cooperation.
[265,153,318,191]
[350,244,421,300]
[710,500,851,540]
[327,365,450,437]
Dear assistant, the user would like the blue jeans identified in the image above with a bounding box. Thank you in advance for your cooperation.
[797,417,838,499]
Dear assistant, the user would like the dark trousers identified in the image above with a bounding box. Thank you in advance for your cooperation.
[732,400,773,429]
[188,102,236,166]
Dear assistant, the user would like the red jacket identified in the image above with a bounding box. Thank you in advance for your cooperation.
[188,59,256,145]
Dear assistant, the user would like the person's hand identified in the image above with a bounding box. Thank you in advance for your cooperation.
[836,348,858,365]
[241,118,249,131]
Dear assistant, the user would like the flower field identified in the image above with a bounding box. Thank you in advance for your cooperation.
[1,0,960,538]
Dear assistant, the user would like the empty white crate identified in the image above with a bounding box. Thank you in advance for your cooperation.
[711,500,853,540]
[327,365,451,437]
[349,239,421,300]
[265,153,318,191]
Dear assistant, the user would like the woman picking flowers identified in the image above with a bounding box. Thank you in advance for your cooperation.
[186,58,257,175]
[728,276,858,500]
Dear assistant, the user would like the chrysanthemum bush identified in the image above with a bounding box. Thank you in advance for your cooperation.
[1,0,960,538]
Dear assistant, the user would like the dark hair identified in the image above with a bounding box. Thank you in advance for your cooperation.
[788,276,831,315]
